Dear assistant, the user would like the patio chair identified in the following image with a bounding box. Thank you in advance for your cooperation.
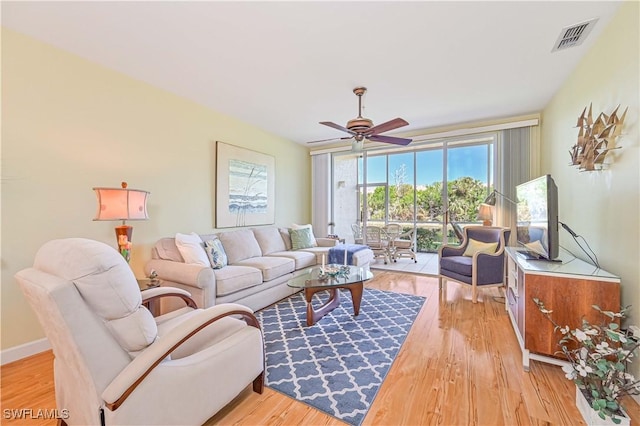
[365,226,390,264]
[393,228,417,263]
[351,223,364,244]
[382,223,402,260]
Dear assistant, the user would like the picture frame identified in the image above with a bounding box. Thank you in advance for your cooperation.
[216,141,275,228]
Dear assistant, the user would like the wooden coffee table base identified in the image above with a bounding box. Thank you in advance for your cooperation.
[304,281,364,326]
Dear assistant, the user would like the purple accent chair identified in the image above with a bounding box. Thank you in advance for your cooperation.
[438,226,511,303]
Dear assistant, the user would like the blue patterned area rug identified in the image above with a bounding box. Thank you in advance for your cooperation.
[256,288,426,426]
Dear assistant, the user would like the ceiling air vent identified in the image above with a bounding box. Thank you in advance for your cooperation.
[551,18,599,52]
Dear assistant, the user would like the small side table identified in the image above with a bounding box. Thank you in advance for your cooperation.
[137,279,161,316]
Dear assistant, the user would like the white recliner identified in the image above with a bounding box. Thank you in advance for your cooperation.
[15,238,264,426]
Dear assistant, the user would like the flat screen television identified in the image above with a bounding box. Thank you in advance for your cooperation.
[515,174,559,261]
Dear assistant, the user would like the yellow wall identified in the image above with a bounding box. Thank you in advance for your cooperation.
[541,0,639,373]
[1,28,311,350]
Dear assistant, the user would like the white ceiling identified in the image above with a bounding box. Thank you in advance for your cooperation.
[1,1,623,146]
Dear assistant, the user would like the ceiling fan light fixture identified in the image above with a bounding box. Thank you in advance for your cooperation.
[352,139,364,152]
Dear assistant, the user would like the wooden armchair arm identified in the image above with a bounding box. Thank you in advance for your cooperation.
[141,286,197,309]
[102,303,261,411]
[471,230,509,285]
[439,243,466,257]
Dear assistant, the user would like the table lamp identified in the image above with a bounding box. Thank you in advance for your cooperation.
[93,182,150,262]
[477,203,494,226]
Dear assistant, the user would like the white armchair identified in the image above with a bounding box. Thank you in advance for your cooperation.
[15,238,264,426]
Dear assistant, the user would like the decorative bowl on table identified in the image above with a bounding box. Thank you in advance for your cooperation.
[318,265,350,279]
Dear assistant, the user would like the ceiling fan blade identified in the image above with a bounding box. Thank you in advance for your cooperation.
[366,118,409,136]
[368,134,412,146]
[319,121,355,135]
[307,135,355,144]
[307,137,340,144]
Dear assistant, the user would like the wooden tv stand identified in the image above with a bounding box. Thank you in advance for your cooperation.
[505,247,620,371]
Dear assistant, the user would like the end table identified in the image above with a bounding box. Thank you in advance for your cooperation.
[137,279,162,316]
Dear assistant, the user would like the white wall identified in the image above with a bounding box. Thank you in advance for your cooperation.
[1,28,311,351]
[333,153,360,242]
[541,0,639,378]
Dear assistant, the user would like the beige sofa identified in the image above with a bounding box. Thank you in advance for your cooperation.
[145,227,374,312]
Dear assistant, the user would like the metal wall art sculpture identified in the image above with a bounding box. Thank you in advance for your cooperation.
[571,103,627,171]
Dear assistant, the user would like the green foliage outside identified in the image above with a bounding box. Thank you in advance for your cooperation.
[365,176,489,252]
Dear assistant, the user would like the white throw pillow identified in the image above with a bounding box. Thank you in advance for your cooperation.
[291,223,312,230]
[175,232,210,266]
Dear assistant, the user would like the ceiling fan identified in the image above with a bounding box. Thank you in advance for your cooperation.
[308,87,412,148]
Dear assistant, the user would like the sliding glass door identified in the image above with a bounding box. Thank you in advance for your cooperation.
[332,134,496,252]
[415,147,444,252]
[444,139,494,246]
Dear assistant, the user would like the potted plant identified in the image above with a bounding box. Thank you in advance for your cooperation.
[534,299,640,425]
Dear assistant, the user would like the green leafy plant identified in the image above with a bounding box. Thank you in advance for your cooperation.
[534,299,640,424]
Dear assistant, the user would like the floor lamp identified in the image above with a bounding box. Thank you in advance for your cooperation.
[478,189,517,226]
[93,182,150,262]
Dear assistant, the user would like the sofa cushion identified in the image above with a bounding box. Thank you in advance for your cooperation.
[199,233,218,243]
[154,238,184,262]
[290,227,317,250]
[204,238,228,269]
[279,228,293,251]
[267,251,316,270]
[253,227,286,255]
[218,229,262,264]
[235,256,295,282]
[440,256,472,277]
[175,233,209,266]
[213,265,262,296]
[300,246,332,264]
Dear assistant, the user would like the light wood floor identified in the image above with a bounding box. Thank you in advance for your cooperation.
[2,272,639,425]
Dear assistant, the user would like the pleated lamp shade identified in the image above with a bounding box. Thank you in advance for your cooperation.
[93,182,149,262]
[93,185,149,221]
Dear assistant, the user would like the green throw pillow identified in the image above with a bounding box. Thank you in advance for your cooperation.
[204,239,228,269]
[463,238,498,257]
[290,227,316,250]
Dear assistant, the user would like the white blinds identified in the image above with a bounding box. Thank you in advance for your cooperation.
[311,153,331,239]
[497,127,532,245]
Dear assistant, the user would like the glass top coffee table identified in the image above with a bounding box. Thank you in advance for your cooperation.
[288,265,374,326]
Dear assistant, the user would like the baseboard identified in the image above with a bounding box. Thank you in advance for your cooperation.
[1,338,50,365]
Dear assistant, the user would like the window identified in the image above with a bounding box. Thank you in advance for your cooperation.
[332,134,496,252]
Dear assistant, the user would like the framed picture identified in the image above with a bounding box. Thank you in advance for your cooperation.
[216,142,275,228]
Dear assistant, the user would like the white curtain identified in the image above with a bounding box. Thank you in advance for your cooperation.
[311,153,331,239]
[496,127,532,245]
